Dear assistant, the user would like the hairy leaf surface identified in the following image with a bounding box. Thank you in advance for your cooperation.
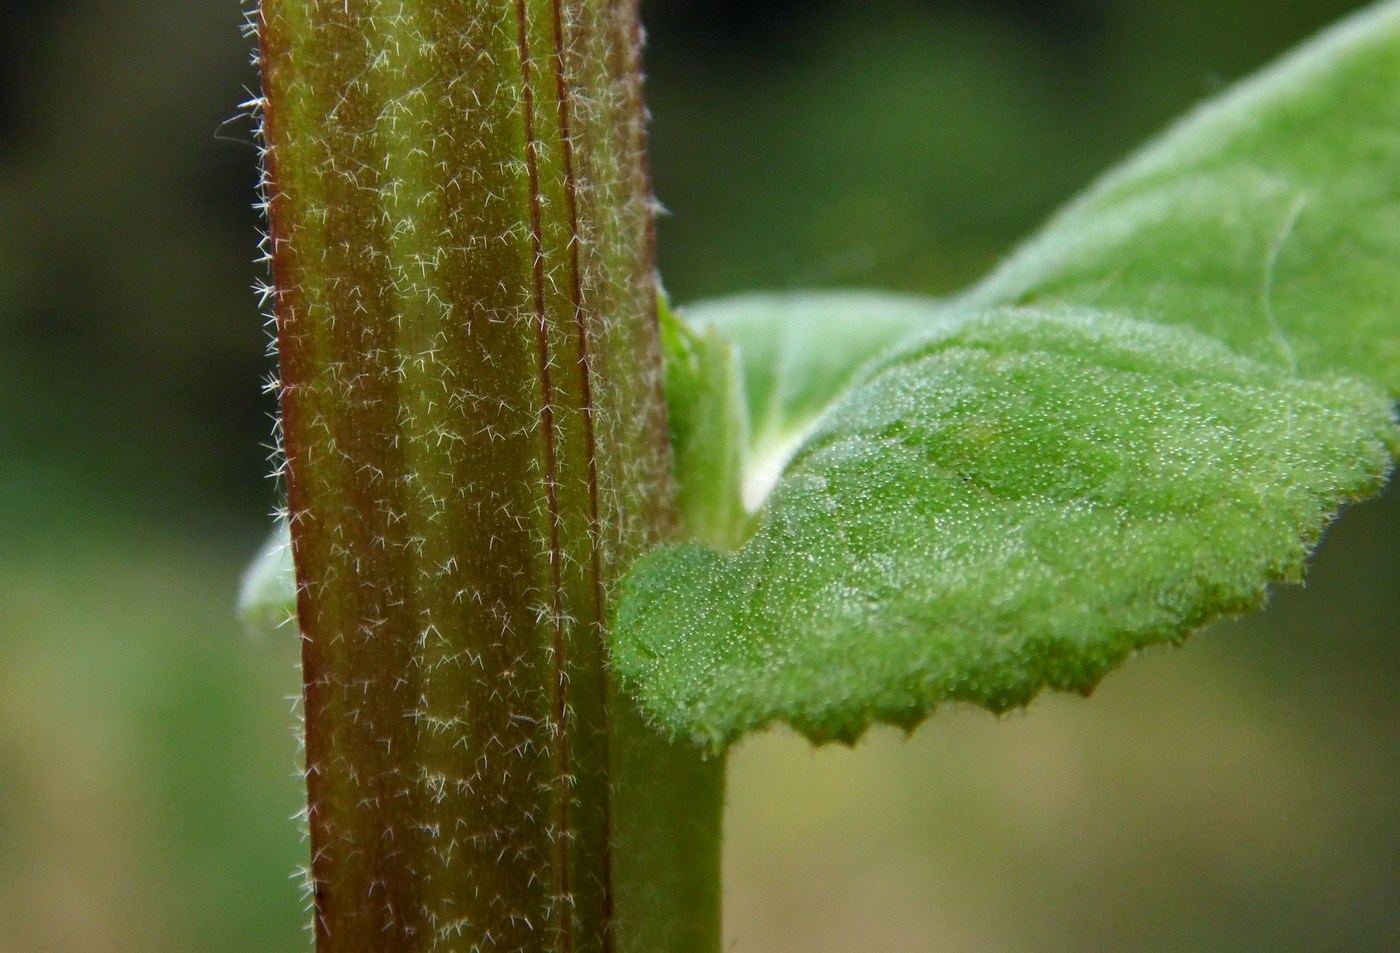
[612,2,1400,748]
[617,307,1395,747]
[967,0,1400,393]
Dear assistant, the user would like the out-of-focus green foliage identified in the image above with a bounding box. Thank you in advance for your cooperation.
[0,468,305,953]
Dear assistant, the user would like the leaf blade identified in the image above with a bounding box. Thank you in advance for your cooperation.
[965,0,1400,392]
[616,307,1396,748]
[612,3,1400,748]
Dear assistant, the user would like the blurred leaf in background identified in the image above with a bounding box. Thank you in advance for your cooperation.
[0,0,1393,950]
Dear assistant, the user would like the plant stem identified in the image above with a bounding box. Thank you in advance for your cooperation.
[255,2,721,950]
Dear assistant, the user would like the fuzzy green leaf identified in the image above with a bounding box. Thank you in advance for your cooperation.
[616,307,1396,748]
[613,2,1400,749]
[966,0,1400,393]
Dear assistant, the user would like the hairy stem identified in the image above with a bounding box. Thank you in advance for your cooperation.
[255,2,720,950]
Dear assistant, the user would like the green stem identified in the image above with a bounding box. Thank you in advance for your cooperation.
[255,2,721,950]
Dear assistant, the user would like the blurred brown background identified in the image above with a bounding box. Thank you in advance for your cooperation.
[0,1,1395,950]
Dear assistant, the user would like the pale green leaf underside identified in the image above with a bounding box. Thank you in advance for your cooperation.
[672,292,940,520]
[237,521,296,640]
[612,3,1400,749]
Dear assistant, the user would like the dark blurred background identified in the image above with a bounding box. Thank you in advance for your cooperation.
[1,1,1395,950]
